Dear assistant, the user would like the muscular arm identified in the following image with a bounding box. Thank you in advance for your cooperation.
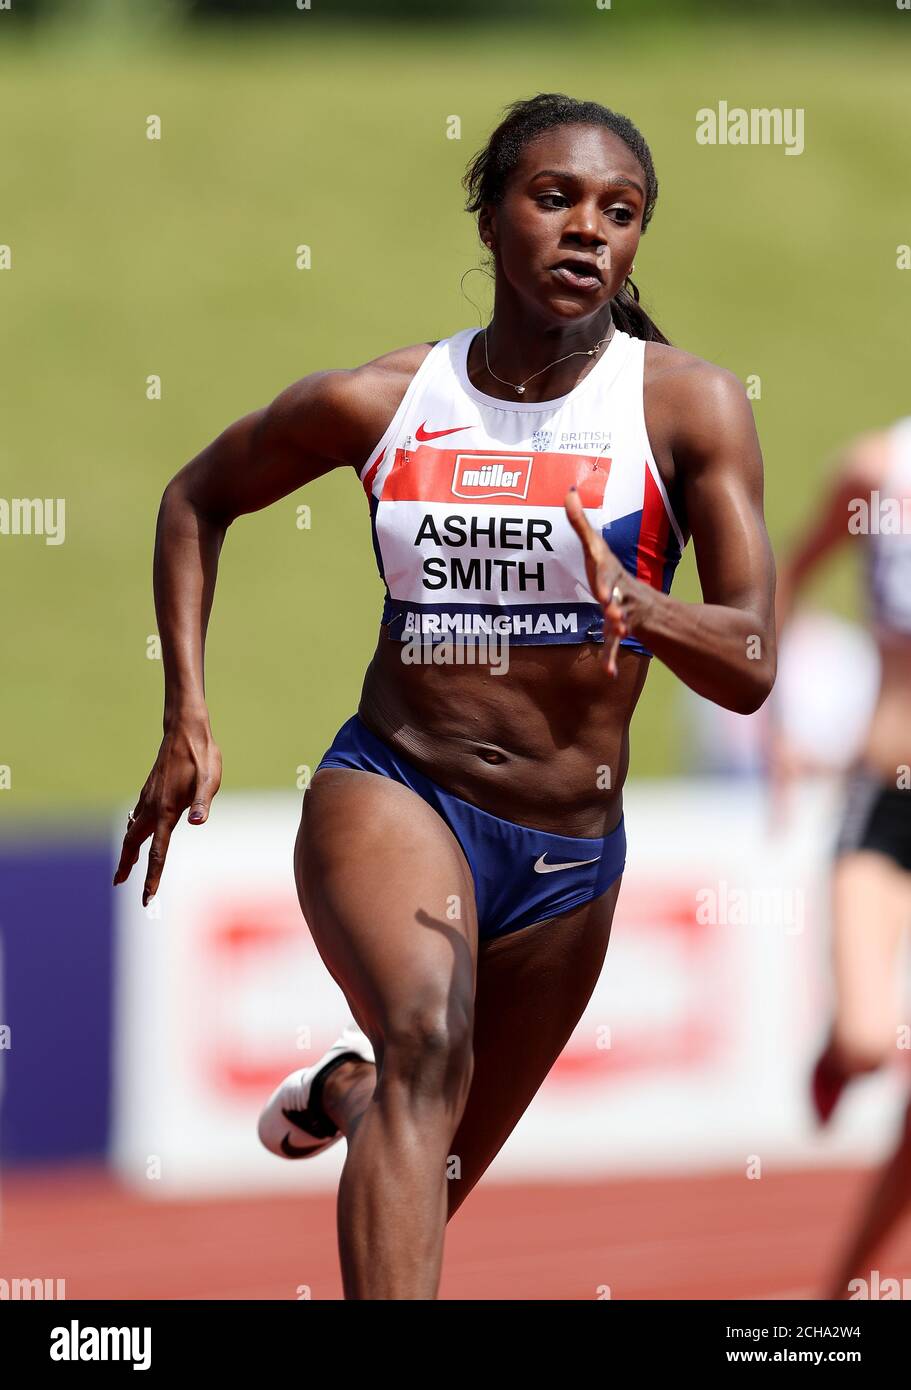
[114,348,427,903]
[626,365,776,714]
[154,370,366,723]
[153,338,435,724]
[116,371,367,900]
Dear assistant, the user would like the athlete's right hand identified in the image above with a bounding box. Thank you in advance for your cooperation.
[112,714,222,907]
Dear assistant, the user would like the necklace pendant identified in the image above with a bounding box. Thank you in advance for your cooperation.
[515,384,525,394]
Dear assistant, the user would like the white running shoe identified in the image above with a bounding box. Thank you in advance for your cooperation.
[257,1022,376,1160]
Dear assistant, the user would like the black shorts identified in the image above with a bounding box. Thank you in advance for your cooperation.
[833,764,911,873]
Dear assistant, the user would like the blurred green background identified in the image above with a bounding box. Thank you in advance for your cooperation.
[1,2,909,818]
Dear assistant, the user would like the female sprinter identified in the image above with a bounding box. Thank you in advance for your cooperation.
[113,93,776,1300]
[771,418,911,1296]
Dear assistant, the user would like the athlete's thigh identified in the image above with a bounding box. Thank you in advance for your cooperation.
[831,851,911,1039]
[447,875,622,1217]
[295,767,479,1052]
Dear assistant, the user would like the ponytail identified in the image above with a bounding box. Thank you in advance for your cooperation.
[610,278,670,345]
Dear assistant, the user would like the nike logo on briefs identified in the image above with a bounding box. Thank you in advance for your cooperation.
[533,853,601,874]
[414,421,472,442]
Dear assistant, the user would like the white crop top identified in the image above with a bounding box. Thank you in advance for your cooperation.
[358,326,687,654]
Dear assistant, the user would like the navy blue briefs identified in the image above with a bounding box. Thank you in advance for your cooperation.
[314,713,626,941]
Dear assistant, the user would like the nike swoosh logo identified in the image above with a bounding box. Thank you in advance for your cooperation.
[533,853,601,874]
[280,1131,313,1158]
[414,421,472,442]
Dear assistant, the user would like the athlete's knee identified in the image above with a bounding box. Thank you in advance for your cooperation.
[377,1001,474,1100]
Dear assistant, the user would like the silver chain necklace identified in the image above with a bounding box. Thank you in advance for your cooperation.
[482,321,615,395]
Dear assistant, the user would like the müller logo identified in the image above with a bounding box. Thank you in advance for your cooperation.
[451,454,533,500]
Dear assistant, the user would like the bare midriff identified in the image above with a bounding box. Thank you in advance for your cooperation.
[356,627,650,838]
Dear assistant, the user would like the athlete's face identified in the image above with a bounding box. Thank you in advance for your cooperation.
[480,124,646,323]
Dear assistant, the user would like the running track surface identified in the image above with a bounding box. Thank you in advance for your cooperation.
[2,1165,910,1300]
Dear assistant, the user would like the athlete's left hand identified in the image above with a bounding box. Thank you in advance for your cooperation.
[565,487,630,678]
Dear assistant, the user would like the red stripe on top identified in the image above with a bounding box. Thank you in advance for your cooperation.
[362,446,386,497]
[379,445,611,508]
[636,463,671,589]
